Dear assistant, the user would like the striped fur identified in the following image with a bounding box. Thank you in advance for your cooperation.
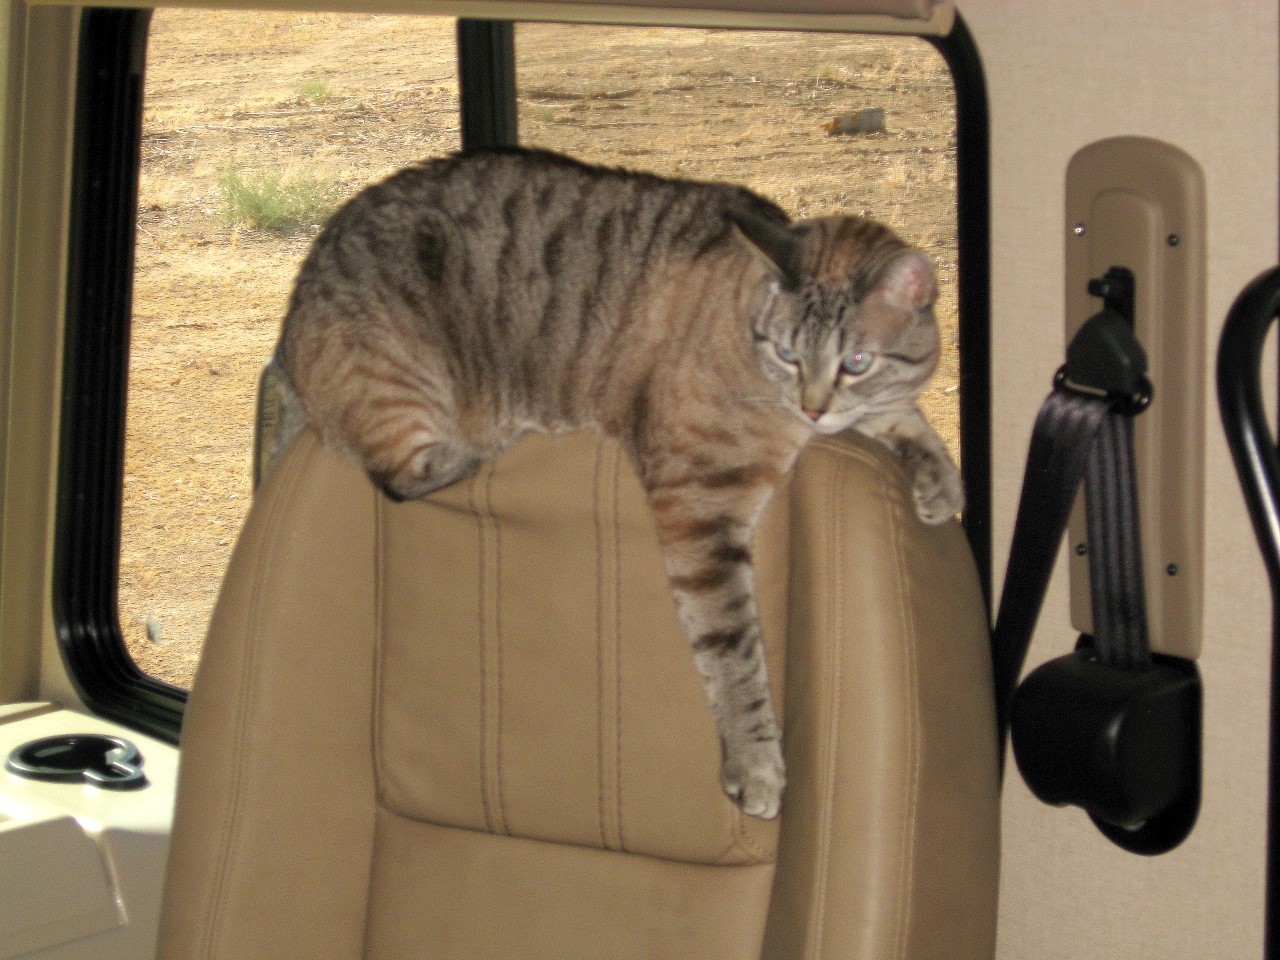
[272,147,961,819]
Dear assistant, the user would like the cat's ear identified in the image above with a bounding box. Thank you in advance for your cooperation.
[874,249,937,312]
[727,210,805,291]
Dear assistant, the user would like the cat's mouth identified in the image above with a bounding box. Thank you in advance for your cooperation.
[799,407,854,434]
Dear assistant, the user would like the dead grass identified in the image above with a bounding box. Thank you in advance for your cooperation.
[122,11,958,687]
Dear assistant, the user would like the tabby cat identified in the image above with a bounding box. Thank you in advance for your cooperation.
[269,147,962,820]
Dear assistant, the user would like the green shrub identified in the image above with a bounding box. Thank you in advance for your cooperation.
[299,78,334,104]
[219,167,341,235]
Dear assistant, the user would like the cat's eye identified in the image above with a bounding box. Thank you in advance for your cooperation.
[774,344,800,365]
[842,351,875,376]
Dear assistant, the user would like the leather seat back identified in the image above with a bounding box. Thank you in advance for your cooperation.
[157,428,998,959]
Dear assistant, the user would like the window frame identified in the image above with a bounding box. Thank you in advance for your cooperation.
[930,15,992,603]
[53,8,990,740]
[55,7,184,743]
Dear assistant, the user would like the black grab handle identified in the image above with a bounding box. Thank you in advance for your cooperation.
[1217,265,1280,960]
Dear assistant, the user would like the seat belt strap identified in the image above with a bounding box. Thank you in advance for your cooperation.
[993,315,1200,855]
[1084,411,1152,670]
[990,385,1111,749]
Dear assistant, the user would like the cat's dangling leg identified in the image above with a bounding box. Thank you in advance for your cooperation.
[644,471,786,819]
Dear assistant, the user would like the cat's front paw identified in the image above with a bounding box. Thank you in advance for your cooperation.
[722,737,786,820]
[911,456,965,525]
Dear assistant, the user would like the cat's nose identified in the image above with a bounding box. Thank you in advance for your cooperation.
[801,384,832,421]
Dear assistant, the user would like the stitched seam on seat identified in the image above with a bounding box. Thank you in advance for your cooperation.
[593,442,626,852]
[890,486,923,960]
[611,444,628,853]
[200,436,307,960]
[365,485,386,959]
[808,455,843,958]
[489,461,510,834]
[594,442,609,849]
[486,463,506,834]
[471,464,508,835]
[372,491,385,802]
[469,469,493,833]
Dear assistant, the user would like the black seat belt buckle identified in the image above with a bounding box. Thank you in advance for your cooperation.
[1011,640,1202,855]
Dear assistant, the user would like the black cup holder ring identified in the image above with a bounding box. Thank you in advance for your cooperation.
[5,733,148,791]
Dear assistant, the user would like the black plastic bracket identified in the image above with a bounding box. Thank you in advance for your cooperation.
[1088,266,1136,328]
[1059,266,1153,413]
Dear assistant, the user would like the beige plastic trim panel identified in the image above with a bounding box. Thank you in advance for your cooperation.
[1064,136,1205,660]
[0,5,78,705]
[27,0,954,35]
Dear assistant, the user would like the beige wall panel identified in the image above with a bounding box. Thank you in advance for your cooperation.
[1,6,79,707]
[963,1,1278,957]
[2,0,1272,954]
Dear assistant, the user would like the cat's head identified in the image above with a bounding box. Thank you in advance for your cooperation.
[729,209,940,435]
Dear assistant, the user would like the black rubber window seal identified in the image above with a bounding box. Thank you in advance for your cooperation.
[54,7,185,745]
[930,13,993,607]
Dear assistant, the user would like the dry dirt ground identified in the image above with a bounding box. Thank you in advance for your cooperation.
[123,10,958,687]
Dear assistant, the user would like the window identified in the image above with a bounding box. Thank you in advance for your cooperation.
[60,10,984,729]
[119,10,462,690]
[515,21,960,451]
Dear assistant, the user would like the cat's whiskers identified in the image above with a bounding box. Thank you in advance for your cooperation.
[733,394,792,407]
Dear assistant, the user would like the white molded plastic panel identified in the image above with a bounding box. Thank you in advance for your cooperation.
[0,813,123,959]
[0,704,176,959]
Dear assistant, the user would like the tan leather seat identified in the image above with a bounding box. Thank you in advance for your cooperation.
[156,427,998,960]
